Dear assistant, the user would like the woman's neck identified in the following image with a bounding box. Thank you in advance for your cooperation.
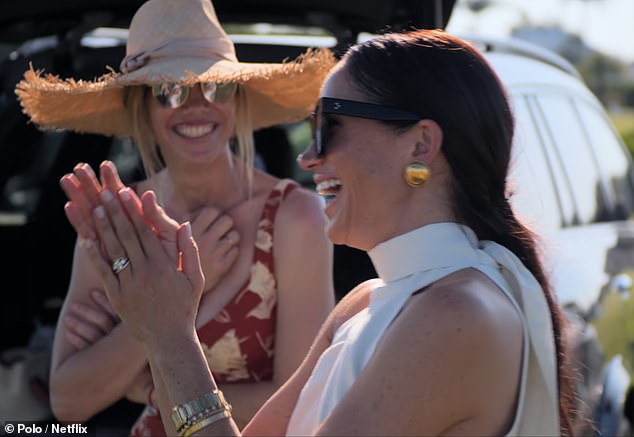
[361,183,457,252]
[151,153,249,221]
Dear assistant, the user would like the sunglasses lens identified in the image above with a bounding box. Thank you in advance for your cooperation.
[310,103,324,157]
[201,82,237,103]
[152,83,189,108]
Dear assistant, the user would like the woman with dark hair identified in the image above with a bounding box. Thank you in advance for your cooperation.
[60,29,572,436]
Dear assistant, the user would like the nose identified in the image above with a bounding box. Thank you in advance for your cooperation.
[297,141,322,171]
[183,83,207,107]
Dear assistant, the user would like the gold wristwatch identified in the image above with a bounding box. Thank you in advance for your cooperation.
[171,389,232,432]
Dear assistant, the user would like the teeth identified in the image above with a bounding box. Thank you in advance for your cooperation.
[316,178,342,195]
[175,124,213,138]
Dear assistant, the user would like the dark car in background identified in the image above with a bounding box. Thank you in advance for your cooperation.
[2,1,634,435]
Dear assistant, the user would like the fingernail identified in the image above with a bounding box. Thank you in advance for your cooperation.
[73,162,85,171]
[183,221,192,239]
[119,188,130,202]
[100,190,114,203]
[79,238,94,249]
[94,206,106,219]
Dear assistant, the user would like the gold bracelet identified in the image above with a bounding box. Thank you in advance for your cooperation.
[171,389,232,432]
[180,409,231,437]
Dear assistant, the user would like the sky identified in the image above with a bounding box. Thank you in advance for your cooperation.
[446,0,634,64]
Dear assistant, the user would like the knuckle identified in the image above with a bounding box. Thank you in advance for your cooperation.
[229,230,240,242]
[96,314,110,328]
[205,207,221,219]
[196,207,219,226]
[138,222,154,239]
[118,224,136,242]
[218,215,234,229]
[104,198,122,217]
[94,210,110,230]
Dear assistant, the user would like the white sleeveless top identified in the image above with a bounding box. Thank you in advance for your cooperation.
[286,222,560,436]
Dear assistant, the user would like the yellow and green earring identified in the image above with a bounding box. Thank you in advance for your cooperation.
[404,161,431,188]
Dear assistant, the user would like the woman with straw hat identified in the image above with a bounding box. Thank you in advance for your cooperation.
[17,0,336,434]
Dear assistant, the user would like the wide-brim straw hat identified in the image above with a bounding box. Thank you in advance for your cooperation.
[15,0,335,137]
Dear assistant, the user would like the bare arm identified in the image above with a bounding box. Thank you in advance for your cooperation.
[50,240,149,422]
[224,188,335,427]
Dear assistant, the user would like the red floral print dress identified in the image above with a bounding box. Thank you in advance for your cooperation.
[130,179,298,436]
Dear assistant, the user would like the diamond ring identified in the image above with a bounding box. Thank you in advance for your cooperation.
[111,256,130,274]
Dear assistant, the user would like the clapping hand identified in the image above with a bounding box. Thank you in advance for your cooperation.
[61,161,240,294]
[61,161,180,264]
[78,188,204,346]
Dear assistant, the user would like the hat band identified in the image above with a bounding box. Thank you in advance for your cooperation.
[120,37,238,74]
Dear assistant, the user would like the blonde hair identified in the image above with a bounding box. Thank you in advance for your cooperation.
[124,84,255,193]
[233,86,255,193]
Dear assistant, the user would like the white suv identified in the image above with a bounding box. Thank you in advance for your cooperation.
[473,35,634,437]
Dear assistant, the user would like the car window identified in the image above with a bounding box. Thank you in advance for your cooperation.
[509,95,562,230]
[575,100,634,219]
[535,94,606,225]
[528,95,578,226]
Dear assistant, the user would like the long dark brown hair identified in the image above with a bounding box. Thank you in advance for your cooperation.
[344,29,574,436]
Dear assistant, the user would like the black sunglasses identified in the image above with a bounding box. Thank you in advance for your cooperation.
[310,97,422,156]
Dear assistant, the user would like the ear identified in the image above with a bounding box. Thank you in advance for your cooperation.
[410,119,443,164]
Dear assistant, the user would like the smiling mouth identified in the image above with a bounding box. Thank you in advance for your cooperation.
[174,123,215,138]
[316,178,342,201]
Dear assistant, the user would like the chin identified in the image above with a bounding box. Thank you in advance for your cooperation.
[326,222,367,251]
[325,220,346,246]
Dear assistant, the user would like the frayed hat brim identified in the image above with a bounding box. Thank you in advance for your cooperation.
[16,48,335,137]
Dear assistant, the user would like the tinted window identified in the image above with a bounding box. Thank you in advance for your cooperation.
[536,94,605,225]
[528,95,578,226]
[509,95,562,230]
[575,100,634,219]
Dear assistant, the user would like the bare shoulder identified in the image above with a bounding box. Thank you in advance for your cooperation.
[422,268,520,313]
[375,268,524,423]
[276,184,326,230]
[317,269,526,435]
[398,268,523,346]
